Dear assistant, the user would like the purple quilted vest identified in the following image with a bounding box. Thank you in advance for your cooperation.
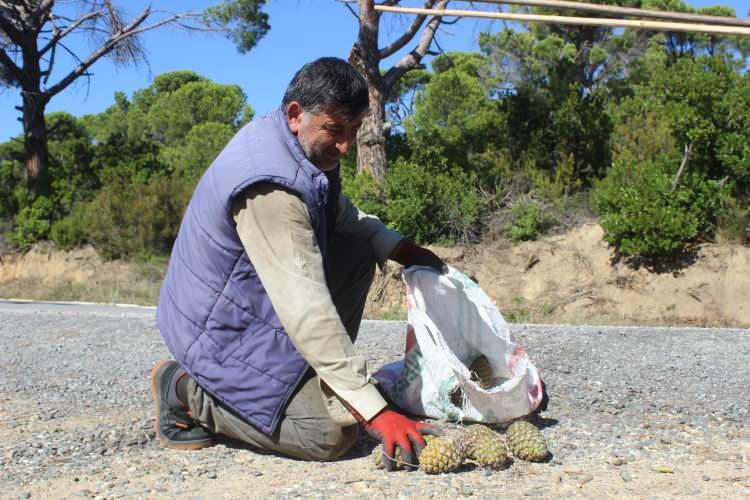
[157,109,340,435]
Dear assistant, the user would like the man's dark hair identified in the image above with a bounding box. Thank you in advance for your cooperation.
[282,57,369,118]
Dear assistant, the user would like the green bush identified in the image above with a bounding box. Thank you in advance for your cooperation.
[160,121,235,183]
[341,168,387,221]
[50,202,90,250]
[11,196,54,247]
[384,159,483,244]
[530,153,580,203]
[507,201,555,242]
[593,159,727,257]
[0,159,22,218]
[86,175,192,260]
[716,195,750,244]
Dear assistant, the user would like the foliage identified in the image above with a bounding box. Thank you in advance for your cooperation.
[594,159,727,257]
[507,201,556,242]
[45,113,99,217]
[85,176,193,260]
[407,52,501,171]
[91,134,165,185]
[716,72,750,190]
[160,122,236,183]
[203,0,270,53]
[80,92,131,144]
[50,202,91,250]
[145,80,250,145]
[383,159,483,244]
[641,0,750,66]
[1,1,269,196]
[716,195,750,244]
[3,11,750,260]
[531,154,579,202]
[341,167,387,222]
[10,196,54,247]
[0,158,23,218]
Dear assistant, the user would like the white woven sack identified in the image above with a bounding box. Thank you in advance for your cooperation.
[374,266,545,423]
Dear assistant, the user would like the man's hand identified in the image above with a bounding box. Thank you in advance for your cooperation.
[361,408,442,471]
[391,239,447,273]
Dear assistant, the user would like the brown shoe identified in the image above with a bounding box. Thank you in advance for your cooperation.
[150,360,214,450]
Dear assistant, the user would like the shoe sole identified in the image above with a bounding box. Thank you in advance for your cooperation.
[150,360,214,451]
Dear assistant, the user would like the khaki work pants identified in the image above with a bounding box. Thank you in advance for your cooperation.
[186,235,376,461]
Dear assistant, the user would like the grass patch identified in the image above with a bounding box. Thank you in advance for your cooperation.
[381,305,408,321]
[0,259,166,305]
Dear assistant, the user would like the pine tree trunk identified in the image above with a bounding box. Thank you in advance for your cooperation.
[356,84,388,182]
[22,91,50,197]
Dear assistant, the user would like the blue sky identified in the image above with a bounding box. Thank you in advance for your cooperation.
[0,0,747,142]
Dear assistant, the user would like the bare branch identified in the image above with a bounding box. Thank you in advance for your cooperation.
[671,143,693,192]
[39,11,102,55]
[0,46,27,87]
[43,9,200,98]
[336,0,359,19]
[379,0,435,59]
[0,8,26,45]
[383,0,448,88]
[42,7,150,98]
[31,0,55,21]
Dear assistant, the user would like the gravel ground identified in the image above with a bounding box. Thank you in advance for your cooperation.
[1,302,748,499]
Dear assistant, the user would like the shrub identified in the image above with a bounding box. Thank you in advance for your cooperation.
[160,121,235,183]
[384,159,483,244]
[593,159,727,257]
[531,153,581,203]
[50,202,91,250]
[716,195,750,244]
[11,196,54,247]
[507,200,555,242]
[341,168,387,222]
[0,159,22,218]
[86,175,192,260]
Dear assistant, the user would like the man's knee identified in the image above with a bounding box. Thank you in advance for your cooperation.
[299,421,359,461]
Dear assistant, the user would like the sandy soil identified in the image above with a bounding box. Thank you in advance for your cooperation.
[1,223,749,328]
[365,223,750,328]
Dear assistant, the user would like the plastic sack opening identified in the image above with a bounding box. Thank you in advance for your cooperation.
[373,266,545,423]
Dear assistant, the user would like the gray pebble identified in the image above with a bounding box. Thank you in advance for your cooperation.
[1,311,748,497]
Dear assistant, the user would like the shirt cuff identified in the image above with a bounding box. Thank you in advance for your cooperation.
[320,380,388,425]
[371,227,404,267]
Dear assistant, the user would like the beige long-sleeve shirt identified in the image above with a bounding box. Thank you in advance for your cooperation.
[231,183,403,424]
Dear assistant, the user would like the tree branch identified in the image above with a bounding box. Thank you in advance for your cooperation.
[379,0,435,59]
[0,8,26,45]
[335,0,359,19]
[0,46,28,87]
[43,9,199,98]
[671,143,693,192]
[383,0,447,88]
[39,11,102,55]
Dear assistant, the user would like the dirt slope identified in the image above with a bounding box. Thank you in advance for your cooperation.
[1,223,749,327]
[365,223,750,328]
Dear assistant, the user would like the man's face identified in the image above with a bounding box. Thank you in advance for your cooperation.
[286,102,363,171]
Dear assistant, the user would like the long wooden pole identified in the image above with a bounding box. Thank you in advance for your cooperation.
[373,5,750,37]
[461,0,750,28]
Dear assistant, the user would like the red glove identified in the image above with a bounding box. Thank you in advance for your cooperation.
[391,239,447,273]
[360,408,442,471]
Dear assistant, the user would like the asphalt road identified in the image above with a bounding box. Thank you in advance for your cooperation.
[1,300,748,498]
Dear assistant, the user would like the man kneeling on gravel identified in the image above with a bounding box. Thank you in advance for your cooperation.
[150,57,443,470]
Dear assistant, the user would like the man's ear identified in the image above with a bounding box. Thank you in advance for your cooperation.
[286,101,303,134]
